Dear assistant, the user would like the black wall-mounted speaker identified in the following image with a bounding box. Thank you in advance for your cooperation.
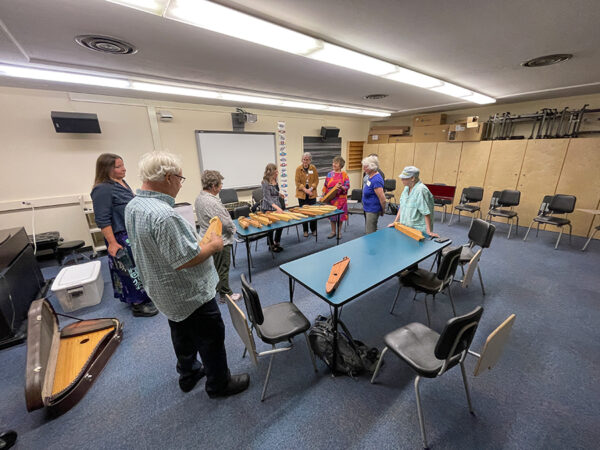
[320,126,339,139]
[51,111,101,133]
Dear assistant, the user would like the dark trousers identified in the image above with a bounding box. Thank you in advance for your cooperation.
[267,229,283,246]
[298,197,317,233]
[213,244,232,296]
[167,297,230,394]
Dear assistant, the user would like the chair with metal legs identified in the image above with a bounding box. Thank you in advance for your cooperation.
[389,247,462,326]
[229,274,317,401]
[523,194,576,249]
[347,189,366,230]
[486,189,521,239]
[371,306,484,450]
[449,186,483,226]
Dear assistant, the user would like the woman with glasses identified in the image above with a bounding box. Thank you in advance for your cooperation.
[91,153,158,317]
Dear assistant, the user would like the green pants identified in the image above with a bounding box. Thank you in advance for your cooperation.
[213,244,233,296]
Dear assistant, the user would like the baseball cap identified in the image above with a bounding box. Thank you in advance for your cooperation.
[399,166,420,179]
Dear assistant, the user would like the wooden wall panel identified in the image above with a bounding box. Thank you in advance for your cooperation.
[482,140,527,212]
[413,143,437,184]
[554,138,600,237]
[363,143,379,159]
[516,139,569,226]
[433,142,462,185]
[455,141,492,207]
[393,143,415,199]
[377,143,396,181]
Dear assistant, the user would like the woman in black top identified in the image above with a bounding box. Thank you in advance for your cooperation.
[260,163,285,252]
[90,153,157,317]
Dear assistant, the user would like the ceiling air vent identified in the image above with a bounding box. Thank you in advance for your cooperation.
[363,94,388,100]
[522,54,572,68]
[75,35,138,55]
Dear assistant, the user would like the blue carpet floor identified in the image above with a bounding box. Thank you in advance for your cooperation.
[1,213,599,449]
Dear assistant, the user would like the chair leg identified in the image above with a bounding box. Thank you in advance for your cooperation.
[568,224,572,245]
[303,332,318,373]
[507,218,513,240]
[389,281,402,314]
[515,216,519,236]
[295,225,300,242]
[470,214,475,227]
[460,362,474,414]
[231,244,236,268]
[448,211,454,225]
[414,376,429,449]
[582,227,599,251]
[477,266,485,296]
[261,348,276,402]
[370,346,388,383]
[536,222,540,237]
[447,286,457,316]
[523,220,535,241]
[423,295,431,327]
[555,227,564,249]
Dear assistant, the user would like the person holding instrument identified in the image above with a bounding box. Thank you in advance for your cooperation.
[295,152,319,237]
[322,156,349,239]
[91,153,158,317]
[261,163,285,252]
[388,166,439,238]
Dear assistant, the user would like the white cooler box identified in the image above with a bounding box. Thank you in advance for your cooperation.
[51,261,104,312]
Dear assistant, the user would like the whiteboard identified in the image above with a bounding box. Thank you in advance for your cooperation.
[195,131,276,189]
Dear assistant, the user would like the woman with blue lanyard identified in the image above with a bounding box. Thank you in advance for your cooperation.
[389,166,439,238]
[361,155,387,234]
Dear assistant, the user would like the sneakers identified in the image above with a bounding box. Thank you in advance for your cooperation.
[207,373,250,399]
[179,366,206,393]
[131,301,159,317]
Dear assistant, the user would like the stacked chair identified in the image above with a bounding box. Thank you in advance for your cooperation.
[523,194,576,249]
[486,189,521,239]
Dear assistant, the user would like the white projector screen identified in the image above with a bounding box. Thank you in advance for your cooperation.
[195,131,276,190]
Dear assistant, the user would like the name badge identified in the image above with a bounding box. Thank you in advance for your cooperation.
[366,180,371,187]
[308,170,313,174]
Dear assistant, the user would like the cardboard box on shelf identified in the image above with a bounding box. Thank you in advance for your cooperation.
[412,124,450,142]
[412,113,447,128]
[367,134,389,144]
[454,116,479,128]
[447,123,486,142]
[369,125,410,135]
[388,135,414,143]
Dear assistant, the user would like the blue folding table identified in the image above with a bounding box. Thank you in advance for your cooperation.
[279,226,451,372]
[235,209,343,281]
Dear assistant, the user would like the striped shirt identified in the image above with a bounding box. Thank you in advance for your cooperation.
[194,191,236,246]
[125,189,218,322]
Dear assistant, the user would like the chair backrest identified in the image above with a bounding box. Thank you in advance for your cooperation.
[549,194,576,214]
[462,249,482,289]
[383,179,396,192]
[498,189,521,207]
[434,306,484,361]
[468,218,495,249]
[436,246,462,284]
[234,205,251,219]
[489,190,501,209]
[225,294,259,366]
[537,195,554,216]
[350,189,362,202]
[240,274,264,326]
[219,188,238,204]
[473,313,516,376]
[463,186,483,203]
[252,188,263,205]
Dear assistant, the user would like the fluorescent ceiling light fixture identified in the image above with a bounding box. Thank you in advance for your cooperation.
[357,110,390,117]
[280,101,327,110]
[430,82,473,98]
[220,93,281,105]
[383,67,443,89]
[464,93,496,104]
[166,0,322,55]
[131,81,220,98]
[307,43,396,76]
[326,106,363,114]
[105,0,168,15]
[0,65,130,89]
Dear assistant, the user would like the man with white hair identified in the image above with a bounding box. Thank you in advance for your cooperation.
[125,151,249,398]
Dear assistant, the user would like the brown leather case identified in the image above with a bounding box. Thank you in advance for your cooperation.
[25,298,123,415]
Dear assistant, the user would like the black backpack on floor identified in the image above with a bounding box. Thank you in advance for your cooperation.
[308,315,380,377]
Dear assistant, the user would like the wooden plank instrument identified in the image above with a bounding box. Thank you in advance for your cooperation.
[394,222,425,241]
[321,186,339,204]
[199,216,222,246]
[25,298,122,415]
[326,256,350,294]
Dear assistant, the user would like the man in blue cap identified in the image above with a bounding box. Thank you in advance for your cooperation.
[388,166,439,237]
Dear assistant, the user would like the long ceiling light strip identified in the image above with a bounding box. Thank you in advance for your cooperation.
[106,0,495,104]
[0,64,391,116]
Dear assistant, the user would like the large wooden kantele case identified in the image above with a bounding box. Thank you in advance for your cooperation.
[25,298,123,415]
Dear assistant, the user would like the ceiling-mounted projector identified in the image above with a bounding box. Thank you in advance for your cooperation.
[232,108,257,131]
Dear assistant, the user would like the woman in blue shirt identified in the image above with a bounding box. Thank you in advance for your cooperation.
[91,153,158,317]
[361,155,387,234]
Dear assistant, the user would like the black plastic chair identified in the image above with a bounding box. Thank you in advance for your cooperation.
[486,189,521,239]
[523,194,576,249]
[371,306,484,449]
[251,188,263,213]
[431,183,453,223]
[383,179,397,207]
[347,189,366,228]
[219,188,239,204]
[449,186,483,226]
[390,247,463,326]
[438,219,495,295]
[230,274,317,401]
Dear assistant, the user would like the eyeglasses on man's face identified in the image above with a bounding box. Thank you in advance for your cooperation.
[172,174,186,184]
